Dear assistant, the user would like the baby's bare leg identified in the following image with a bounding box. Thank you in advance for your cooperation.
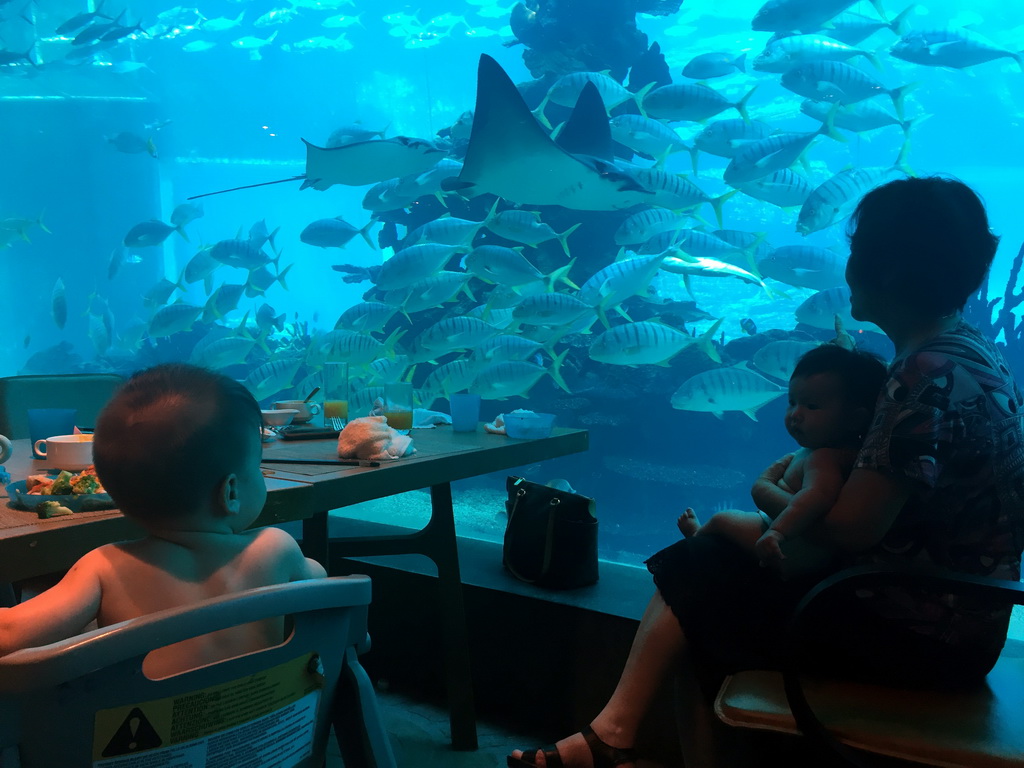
[696,510,767,554]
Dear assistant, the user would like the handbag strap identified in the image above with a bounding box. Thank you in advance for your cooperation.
[504,485,559,584]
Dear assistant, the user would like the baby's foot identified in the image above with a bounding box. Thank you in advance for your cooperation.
[677,508,701,537]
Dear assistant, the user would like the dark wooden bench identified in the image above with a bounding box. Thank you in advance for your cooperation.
[715,564,1024,767]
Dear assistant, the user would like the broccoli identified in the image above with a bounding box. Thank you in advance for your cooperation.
[36,501,74,518]
[49,470,74,495]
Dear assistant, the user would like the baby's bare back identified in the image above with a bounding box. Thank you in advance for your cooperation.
[94,528,305,678]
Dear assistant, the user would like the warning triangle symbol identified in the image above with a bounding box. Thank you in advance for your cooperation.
[102,707,163,757]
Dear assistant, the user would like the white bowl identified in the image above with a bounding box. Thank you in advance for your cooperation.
[261,408,298,427]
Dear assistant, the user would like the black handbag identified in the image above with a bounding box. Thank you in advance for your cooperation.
[502,476,599,589]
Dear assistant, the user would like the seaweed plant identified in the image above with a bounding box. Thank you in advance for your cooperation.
[965,240,1024,378]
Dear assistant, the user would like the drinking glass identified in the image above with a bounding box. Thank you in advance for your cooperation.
[383,382,414,435]
[323,362,349,428]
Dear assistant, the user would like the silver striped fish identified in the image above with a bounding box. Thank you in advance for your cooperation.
[737,168,814,208]
[796,166,903,235]
[757,245,847,291]
[589,318,723,366]
[374,243,466,291]
[752,340,821,381]
[643,83,757,123]
[671,366,786,420]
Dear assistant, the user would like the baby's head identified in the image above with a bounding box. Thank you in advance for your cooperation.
[93,363,264,526]
[786,345,887,450]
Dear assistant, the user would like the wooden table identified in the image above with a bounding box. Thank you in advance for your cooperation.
[0,440,315,584]
[259,425,590,750]
[1,427,590,751]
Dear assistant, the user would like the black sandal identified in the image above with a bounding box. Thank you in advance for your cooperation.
[507,725,637,768]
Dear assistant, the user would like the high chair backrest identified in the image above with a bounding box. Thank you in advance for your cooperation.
[0,576,396,768]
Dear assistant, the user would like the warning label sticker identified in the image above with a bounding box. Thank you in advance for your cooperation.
[91,653,322,768]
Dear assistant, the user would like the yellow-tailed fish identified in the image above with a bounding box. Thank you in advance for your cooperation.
[418,316,501,356]
[671,366,786,420]
[464,244,577,291]
[148,302,201,338]
[374,242,468,291]
[577,252,666,327]
[589,318,723,366]
[472,349,570,400]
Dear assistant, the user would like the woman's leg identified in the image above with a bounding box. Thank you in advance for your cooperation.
[511,589,685,767]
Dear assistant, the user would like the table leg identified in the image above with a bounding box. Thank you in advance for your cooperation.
[427,483,478,751]
[302,511,330,572]
[327,482,479,750]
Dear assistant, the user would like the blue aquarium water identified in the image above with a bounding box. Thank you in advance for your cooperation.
[2,0,1024,573]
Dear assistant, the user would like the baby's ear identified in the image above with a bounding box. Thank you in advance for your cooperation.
[215,473,241,516]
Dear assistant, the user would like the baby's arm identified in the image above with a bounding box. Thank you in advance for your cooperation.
[0,550,104,656]
[756,449,847,567]
[751,453,796,517]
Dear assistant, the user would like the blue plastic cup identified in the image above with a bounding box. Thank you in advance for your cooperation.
[27,408,77,459]
[449,394,481,433]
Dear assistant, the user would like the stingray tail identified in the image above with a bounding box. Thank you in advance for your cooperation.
[187,176,305,200]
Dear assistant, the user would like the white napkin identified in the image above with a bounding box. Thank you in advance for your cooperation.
[414,408,452,428]
[337,416,415,461]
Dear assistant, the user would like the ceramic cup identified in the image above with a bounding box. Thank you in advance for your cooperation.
[274,400,321,424]
[33,433,94,470]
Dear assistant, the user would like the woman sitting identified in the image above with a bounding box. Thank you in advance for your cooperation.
[509,176,1024,768]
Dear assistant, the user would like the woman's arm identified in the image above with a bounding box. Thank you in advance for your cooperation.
[804,466,915,553]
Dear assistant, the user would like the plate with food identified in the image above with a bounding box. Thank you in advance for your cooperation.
[5,468,115,517]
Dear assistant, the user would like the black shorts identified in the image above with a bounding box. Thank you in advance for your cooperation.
[646,535,1001,700]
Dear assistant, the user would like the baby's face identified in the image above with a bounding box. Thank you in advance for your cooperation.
[785,373,857,450]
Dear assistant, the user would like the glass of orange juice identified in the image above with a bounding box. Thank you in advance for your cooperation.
[323,362,349,428]
[383,381,414,434]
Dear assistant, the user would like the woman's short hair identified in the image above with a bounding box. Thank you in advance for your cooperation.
[93,363,262,521]
[792,344,888,412]
[846,176,999,318]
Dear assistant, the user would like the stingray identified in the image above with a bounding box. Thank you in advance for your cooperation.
[442,54,654,211]
[188,136,446,200]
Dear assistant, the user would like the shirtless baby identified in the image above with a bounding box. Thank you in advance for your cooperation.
[0,363,325,677]
[679,344,887,573]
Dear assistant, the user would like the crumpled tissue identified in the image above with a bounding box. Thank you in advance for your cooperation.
[338,416,415,461]
[484,413,508,434]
